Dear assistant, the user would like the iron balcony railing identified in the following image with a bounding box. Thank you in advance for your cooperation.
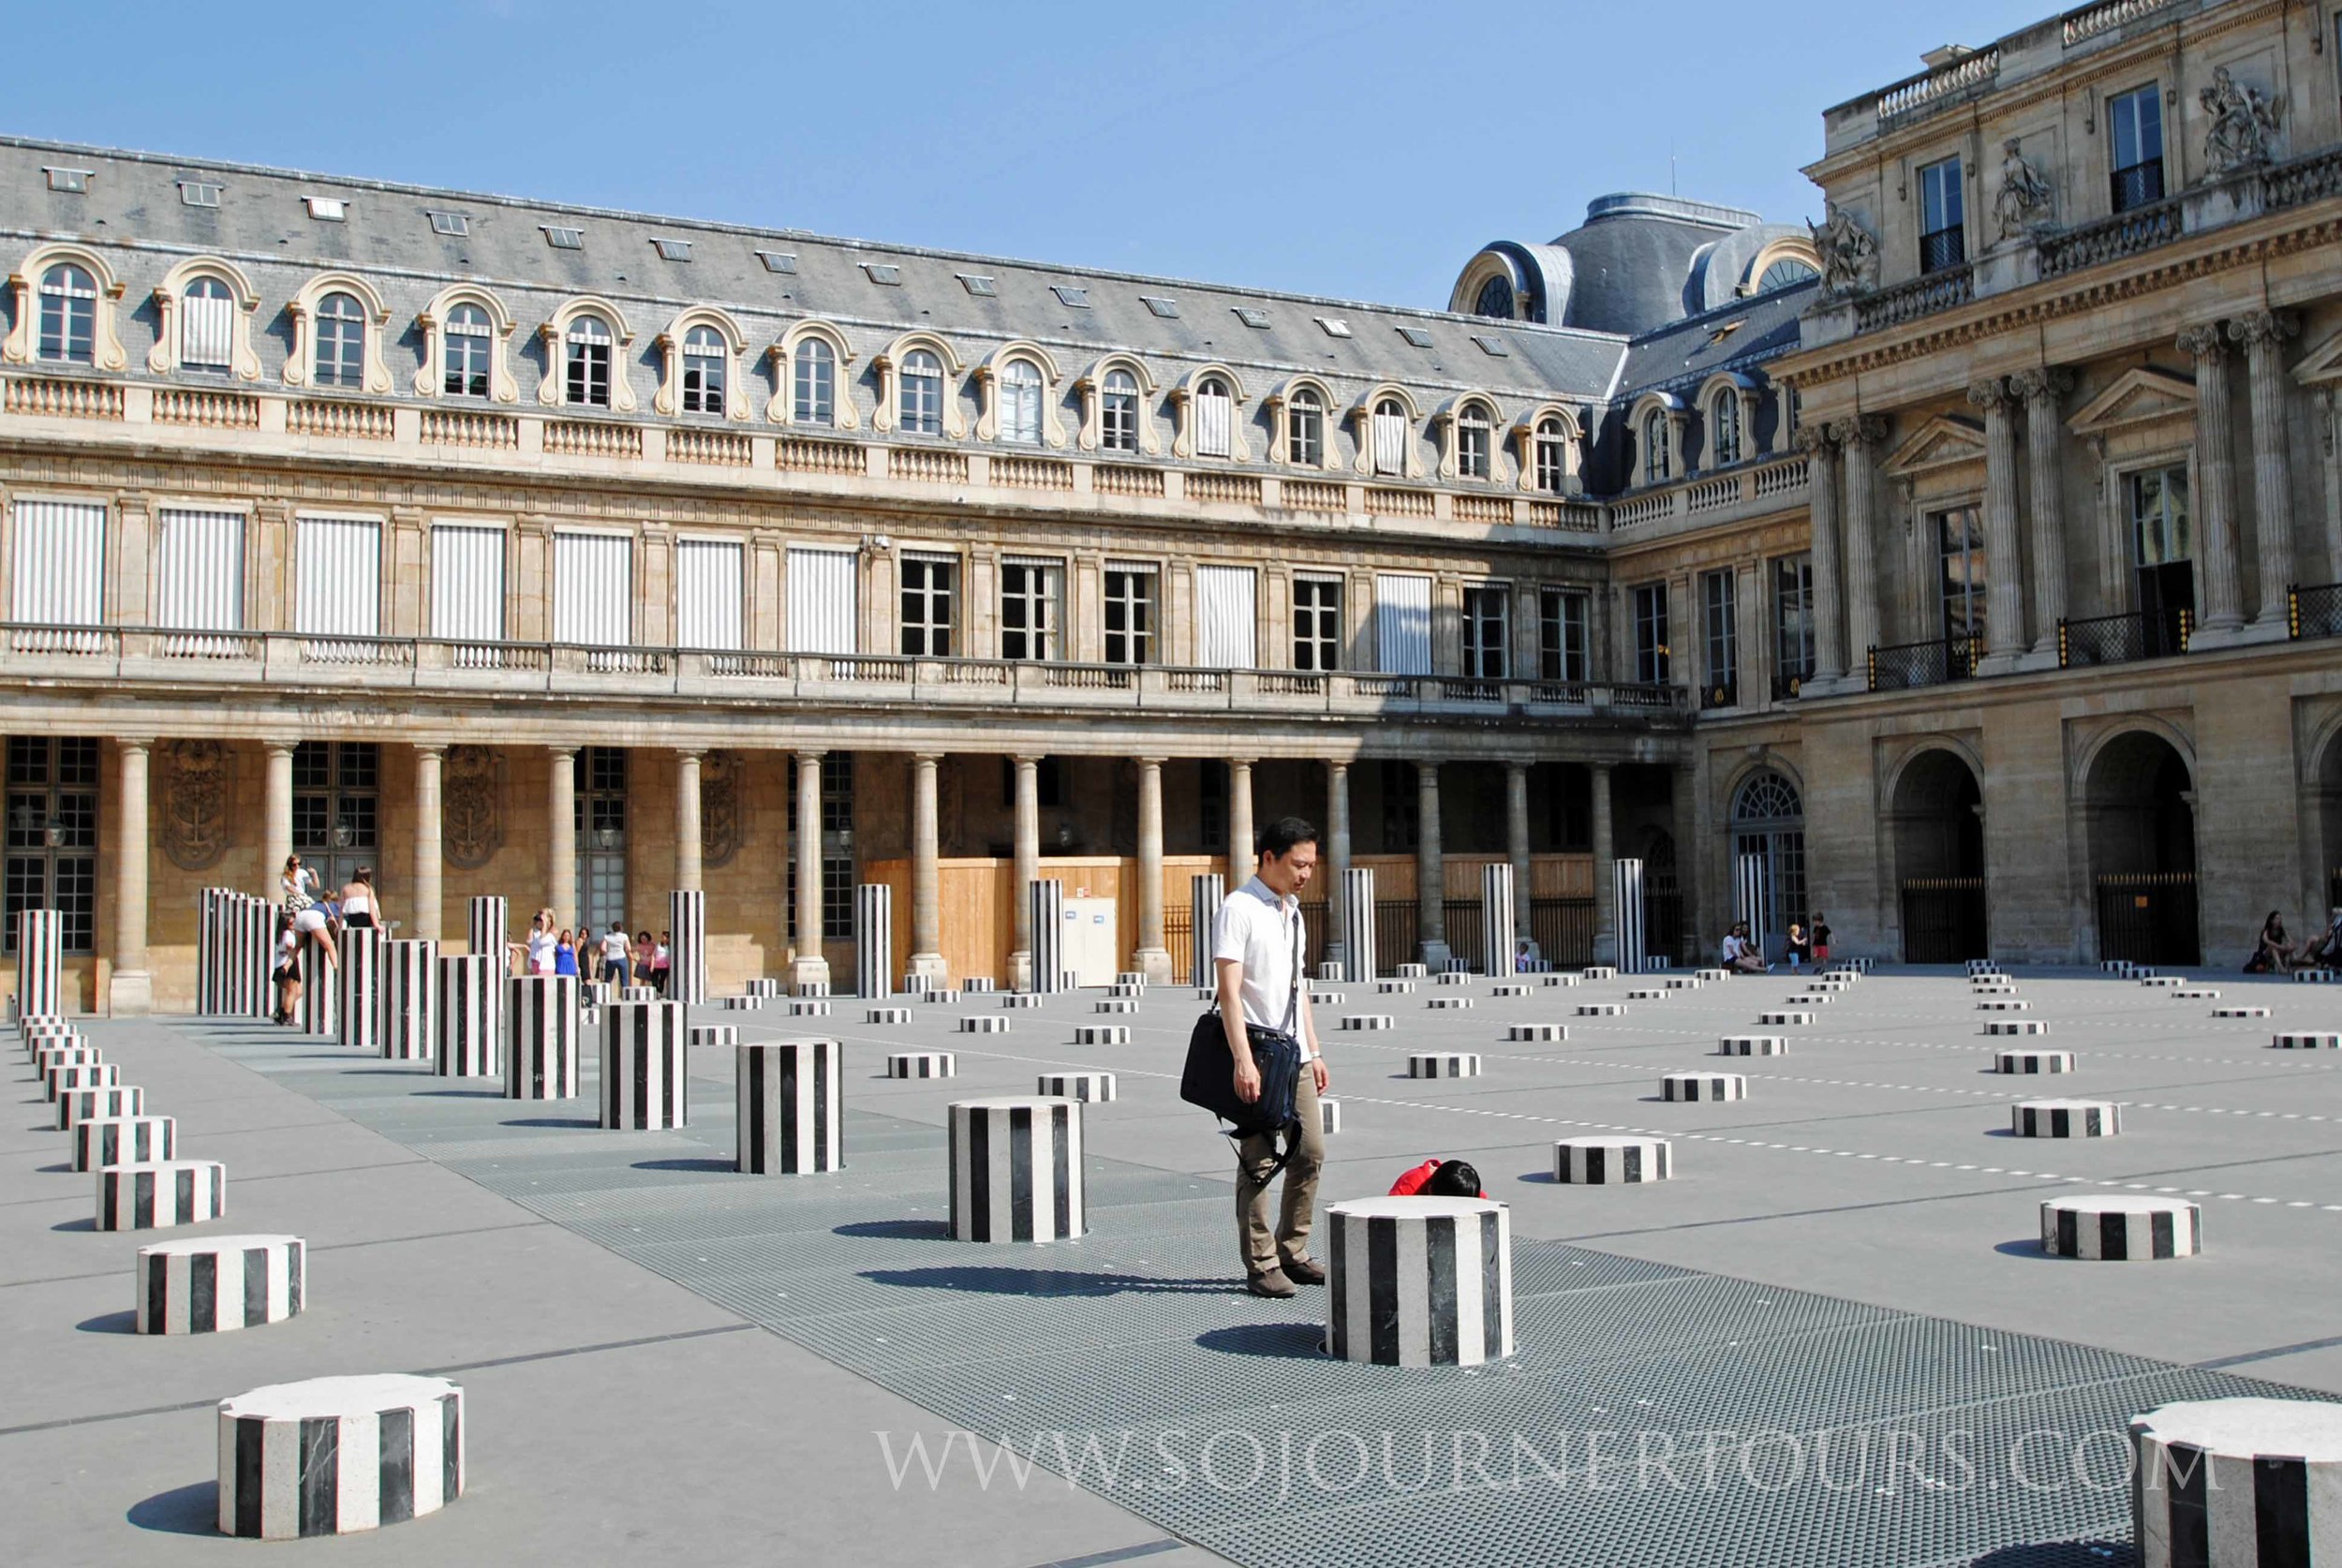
[1771,670,1810,702]
[2289,583,2342,642]
[2057,608,2191,668]
[1867,636,1978,693]
[1700,678,1740,711]
[2110,158,2166,214]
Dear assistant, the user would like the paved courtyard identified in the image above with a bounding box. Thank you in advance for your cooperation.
[9,963,2342,1566]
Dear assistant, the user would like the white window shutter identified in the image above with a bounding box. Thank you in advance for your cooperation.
[1194,565,1257,669]
[155,507,245,656]
[1196,391,1231,457]
[1372,411,1407,475]
[1373,572,1432,675]
[11,498,107,652]
[182,290,236,368]
[430,525,506,662]
[553,531,631,647]
[294,514,382,660]
[786,546,858,655]
[675,539,744,651]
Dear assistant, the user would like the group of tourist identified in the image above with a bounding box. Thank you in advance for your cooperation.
[1720,912,1831,974]
[2249,908,2342,973]
[508,910,672,991]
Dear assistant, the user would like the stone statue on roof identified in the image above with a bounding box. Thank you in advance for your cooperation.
[1808,202,1879,298]
[2200,66,2282,176]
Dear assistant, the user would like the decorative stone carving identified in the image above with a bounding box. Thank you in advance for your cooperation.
[442,746,500,870]
[1808,202,1880,298]
[2200,66,2282,176]
[1993,139,2055,238]
[702,749,741,868]
[161,740,229,871]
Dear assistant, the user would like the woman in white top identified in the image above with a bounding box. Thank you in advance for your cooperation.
[338,867,381,930]
[271,910,303,1024]
[521,910,558,977]
[600,925,633,988]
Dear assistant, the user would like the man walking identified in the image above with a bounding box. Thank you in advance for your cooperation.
[1211,815,1329,1298]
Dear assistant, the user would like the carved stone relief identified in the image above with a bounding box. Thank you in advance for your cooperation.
[443,745,501,869]
[161,740,230,871]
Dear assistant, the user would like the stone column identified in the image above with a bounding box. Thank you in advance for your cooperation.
[1591,762,1616,964]
[1134,758,1170,983]
[263,740,296,899]
[1505,761,1532,946]
[2180,324,2244,635]
[1227,759,1254,890]
[412,745,443,941]
[674,749,703,894]
[1324,762,1352,971]
[1416,762,1449,965]
[110,738,153,1015]
[1797,427,1844,684]
[1010,755,1040,990]
[2234,309,2301,634]
[1832,417,1888,683]
[792,751,829,989]
[2013,367,2074,659]
[546,747,575,925]
[1969,378,2026,672]
[909,754,947,984]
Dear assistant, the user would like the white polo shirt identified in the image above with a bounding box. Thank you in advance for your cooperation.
[1211,876,1302,1032]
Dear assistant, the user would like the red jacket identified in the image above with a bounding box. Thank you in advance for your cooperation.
[1388,1160,1443,1197]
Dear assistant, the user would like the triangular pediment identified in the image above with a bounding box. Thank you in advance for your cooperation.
[1883,414,1986,477]
[2293,328,2342,387]
[2067,365,2197,437]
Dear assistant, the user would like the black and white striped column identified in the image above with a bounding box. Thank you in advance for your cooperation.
[1341,867,1376,983]
[16,908,61,1022]
[137,1235,304,1334]
[505,976,579,1100]
[1326,1197,1513,1367]
[1554,1136,1671,1183]
[436,955,499,1077]
[297,933,336,1037]
[1190,874,1225,991]
[855,884,893,1000]
[1480,864,1515,979]
[74,1114,174,1172]
[668,889,708,1004]
[2011,1099,2118,1137]
[216,1373,463,1539]
[337,928,383,1052]
[1030,879,1065,995]
[888,1052,956,1078]
[1036,1072,1114,1102]
[1663,1072,1746,1102]
[2040,1194,2201,1261]
[59,1085,144,1130]
[200,889,273,1017]
[1409,1053,1481,1078]
[948,1096,1085,1242]
[736,1039,843,1175]
[1995,1048,2073,1073]
[2129,1397,2342,1567]
[379,939,437,1062]
[1613,858,1646,973]
[467,896,509,973]
[600,1001,689,1130]
[1735,852,1769,962]
[198,887,228,1014]
[96,1160,226,1231]
[46,1060,118,1100]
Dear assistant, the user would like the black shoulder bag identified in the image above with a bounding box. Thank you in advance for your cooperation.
[1180,901,1306,1173]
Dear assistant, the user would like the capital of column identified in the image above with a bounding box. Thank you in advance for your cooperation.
[673,747,702,763]
[2008,365,2074,406]
[1964,377,2014,412]
[413,743,446,761]
[2177,323,2229,364]
[547,744,577,760]
[1792,423,1836,456]
[265,739,300,760]
[1828,414,1888,449]
[2229,309,2300,352]
[117,736,155,755]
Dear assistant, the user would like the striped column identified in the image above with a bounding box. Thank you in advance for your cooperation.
[234,895,273,1016]
[137,1235,304,1334]
[1190,874,1225,991]
[505,976,579,1100]
[1029,879,1065,995]
[1341,867,1376,984]
[1326,1196,1513,1367]
[2040,1194,2201,1261]
[889,1052,955,1078]
[16,908,61,1021]
[216,1374,463,1539]
[668,889,708,1004]
[1479,864,1515,978]
[436,955,499,1077]
[198,888,228,1014]
[2012,1099,2118,1137]
[336,928,383,1051]
[1554,1136,1671,1183]
[1735,852,1770,962]
[96,1160,226,1231]
[1613,859,1647,973]
[75,1114,174,1172]
[2130,1398,2342,1566]
[736,1038,843,1175]
[855,884,894,1000]
[600,1000,689,1130]
[467,896,509,972]
[59,1085,144,1129]
[948,1096,1085,1242]
[379,939,437,1061]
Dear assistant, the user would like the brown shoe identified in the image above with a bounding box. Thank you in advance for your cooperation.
[1280,1255,1327,1286]
[1245,1267,1298,1299]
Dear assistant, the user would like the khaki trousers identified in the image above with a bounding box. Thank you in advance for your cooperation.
[1235,1060,1326,1276]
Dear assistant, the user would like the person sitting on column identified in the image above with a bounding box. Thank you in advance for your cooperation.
[1515,936,1549,974]
[281,854,332,922]
[1213,815,1330,1300]
[337,866,381,931]
[1388,1158,1486,1198]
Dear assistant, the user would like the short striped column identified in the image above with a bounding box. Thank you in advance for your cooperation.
[855,884,894,1000]
[1341,867,1376,983]
[217,1374,463,1539]
[199,890,274,1017]
[1320,1100,1341,1134]
[2213,1005,2270,1019]
[1074,1025,1128,1044]
[959,1015,1009,1034]
[1663,1072,1746,1102]
[736,1039,843,1175]
[1718,1035,1786,1056]
[16,908,61,1022]
[337,928,384,1052]
[46,1060,119,1101]
[35,1042,100,1073]
[1342,1014,1394,1031]
[690,1024,738,1047]
[1986,1019,2049,1036]
[962,977,997,995]
[504,976,579,1100]
[2040,1194,2200,1262]
[2275,1031,2342,1048]
[435,955,498,1077]
[1325,1197,1512,1368]
[1758,1010,1814,1026]
[97,1160,226,1231]
[379,939,437,1061]
[1190,874,1224,991]
[1409,1053,1481,1078]
[1995,1049,2074,1073]
[1510,1024,1565,1042]
[668,889,708,1004]
[75,1114,175,1172]
[137,1235,304,1334]
[865,1008,912,1025]
[467,896,509,972]
[1036,1072,1114,1102]
[1554,1136,1671,1183]
[59,1085,144,1130]
[2012,1099,2118,1137]
[1480,863,1515,979]
[600,1001,689,1130]
[2129,1398,2342,1567]
[1029,878,1065,995]
[889,1051,956,1078]
[948,1096,1085,1242]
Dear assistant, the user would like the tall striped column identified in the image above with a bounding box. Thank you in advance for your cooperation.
[1613,858,1647,974]
[600,1000,689,1130]
[854,884,893,1000]
[198,888,227,1015]
[736,1038,843,1174]
[1736,852,1770,961]
[216,1374,463,1539]
[948,1096,1085,1242]
[337,928,384,1051]
[1341,867,1376,983]
[297,937,337,1037]
[1480,864,1516,978]
[379,939,437,1061]
[1190,874,1225,991]
[668,890,708,1004]
[16,909,61,1021]
[467,896,509,972]
[435,955,498,1077]
[505,976,579,1100]
[1029,880,1065,995]
[234,895,274,1017]
[1326,1196,1514,1367]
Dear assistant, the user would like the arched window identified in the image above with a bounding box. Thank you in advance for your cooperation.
[1474,274,1515,319]
[1457,401,1492,480]
[314,291,365,388]
[1712,392,1742,466]
[1731,767,1807,956]
[1101,368,1139,452]
[565,314,613,407]
[1371,396,1407,476]
[1534,417,1568,494]
[680,324,726,414]
[180,276,234,371]
[1757,259,1820,293]
[793,338,835,425]
[1287,388,1324,466]
[999,358,1043,445]
[1642,408,1671,485]
[444,303,492,397]
[1193,375,1233,458]
[37,263,96,364]
[900,348,943,436]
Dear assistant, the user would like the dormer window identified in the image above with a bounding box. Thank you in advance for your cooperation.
[444,303,492,397]
[1534,417,1569,494]
[680,325,726,414]
[37,264,96,363]
[565,314,614,407]
[1102,369,1140,452]
[180,277,234,371]
[900,349,944,436]
[1712,392,1742,466]
[1473,274,1514,319]
[1193,376,1234,458]
[428,211,469,237]
[1287,389,1324,466]
[1371,398,1406,476]
[998,358,1044,445]
[1456,402,1492,480]
[793,338,836,424]
[1643,408,1671,485]
[315,292,365,388]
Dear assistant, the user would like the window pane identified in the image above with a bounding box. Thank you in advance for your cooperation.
[793,340,835,424]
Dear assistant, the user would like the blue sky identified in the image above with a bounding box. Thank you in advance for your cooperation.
[17,0,2058,308]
